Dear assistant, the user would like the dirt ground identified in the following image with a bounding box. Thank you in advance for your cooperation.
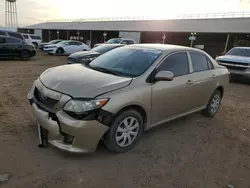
[0,52,250,188]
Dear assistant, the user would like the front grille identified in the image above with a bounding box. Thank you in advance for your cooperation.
[34,87,59,108]
[217,60,248,66]
[217,60,248,71]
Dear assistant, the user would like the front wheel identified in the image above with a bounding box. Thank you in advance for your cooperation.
[104,109,143,153]
[56,48,64,55]
[203,89,222,117]
[20,51,31,61]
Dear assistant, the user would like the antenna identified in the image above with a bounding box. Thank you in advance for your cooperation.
[5,0,18,28]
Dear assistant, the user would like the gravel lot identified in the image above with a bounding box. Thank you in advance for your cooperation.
[0,53,250,188]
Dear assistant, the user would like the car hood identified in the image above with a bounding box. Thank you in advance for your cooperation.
[69,51,100,59]
[39,64,132,98]
[216,55,250,64]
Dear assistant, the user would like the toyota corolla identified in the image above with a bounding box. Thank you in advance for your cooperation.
[28,44,229,153]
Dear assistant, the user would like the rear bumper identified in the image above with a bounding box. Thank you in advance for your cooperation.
[27,80,109,153]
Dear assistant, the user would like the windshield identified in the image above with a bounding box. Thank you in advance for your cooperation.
[22,34,29,39]
[90,45,121,54]
[57,41,69,45]
[226,48,250,57]
[49,40,62,44]
[30,35,41,40]
[107,38,122,44]
[89,47,162,77]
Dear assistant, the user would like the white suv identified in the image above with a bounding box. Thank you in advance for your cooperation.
[22,33,42,49]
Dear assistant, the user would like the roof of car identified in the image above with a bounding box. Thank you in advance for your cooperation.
[96,44,124,47]
[0,35,21,40]
[128,44,200,52]
[232,47,250,49]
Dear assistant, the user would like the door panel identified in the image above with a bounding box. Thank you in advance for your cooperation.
[151,75,193,124]
[188,52,216,108]
[188,70,215,108]
[6,44,21,56]
[0,44,9,56]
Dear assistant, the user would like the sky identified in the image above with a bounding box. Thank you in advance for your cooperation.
[0,0,250,26]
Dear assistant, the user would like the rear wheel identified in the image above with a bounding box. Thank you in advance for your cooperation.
[20,51,31,61]
[104,109,143,153]
[203,89,222,117]
[56,48,64,55]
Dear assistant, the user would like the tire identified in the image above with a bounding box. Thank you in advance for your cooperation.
[104,109,143,153]
[82,49,87,51]
[56,48,64,55]
[20,51,31,61]
[203,89,222,117]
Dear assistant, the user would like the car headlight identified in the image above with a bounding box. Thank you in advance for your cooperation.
[63,98,109,114]
[79,57,95,62]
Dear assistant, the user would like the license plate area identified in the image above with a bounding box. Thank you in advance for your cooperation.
[38,124,49,148]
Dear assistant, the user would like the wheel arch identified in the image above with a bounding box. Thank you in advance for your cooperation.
[113,104,148,130]
[216,86,224,97]
[56,47,65,53]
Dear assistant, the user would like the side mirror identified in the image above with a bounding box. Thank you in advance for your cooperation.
[155,71,174,81]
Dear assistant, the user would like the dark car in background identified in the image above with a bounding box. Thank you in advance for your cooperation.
[68,44,124,64]
[0,30,25,41]
[0,35,36,61]
[39,39,63,51]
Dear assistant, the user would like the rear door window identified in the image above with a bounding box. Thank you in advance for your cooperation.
[30,35,41,40]
[190,52,210,72]
[22,34,29,39]
[6,37,21,43]
[8,32,23,40]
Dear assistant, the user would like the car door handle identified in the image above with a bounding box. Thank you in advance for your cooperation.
[186,80,193,85]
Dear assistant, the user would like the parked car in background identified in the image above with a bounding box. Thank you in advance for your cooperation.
[39,39,63,51]
[68,44,124,64]
[22,33,42,49]
[216,47,250,79]
[28,44,229,153]
[94,38,135,47]
[43,40,90,55]
[0,29,24,40]
[0,35,36,60]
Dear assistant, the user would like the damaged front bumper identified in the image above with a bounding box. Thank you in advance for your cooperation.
[27,79,110,153]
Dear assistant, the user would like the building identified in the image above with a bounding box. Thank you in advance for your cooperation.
[18,12,250,58]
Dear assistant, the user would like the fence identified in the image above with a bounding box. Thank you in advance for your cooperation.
[46,12,250,23]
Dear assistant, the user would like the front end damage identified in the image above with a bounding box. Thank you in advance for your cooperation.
[27,79,112,153]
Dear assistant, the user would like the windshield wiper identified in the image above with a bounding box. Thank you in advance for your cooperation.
[91,66,120,76]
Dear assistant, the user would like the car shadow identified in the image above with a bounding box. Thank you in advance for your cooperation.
[230,75,250,85]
